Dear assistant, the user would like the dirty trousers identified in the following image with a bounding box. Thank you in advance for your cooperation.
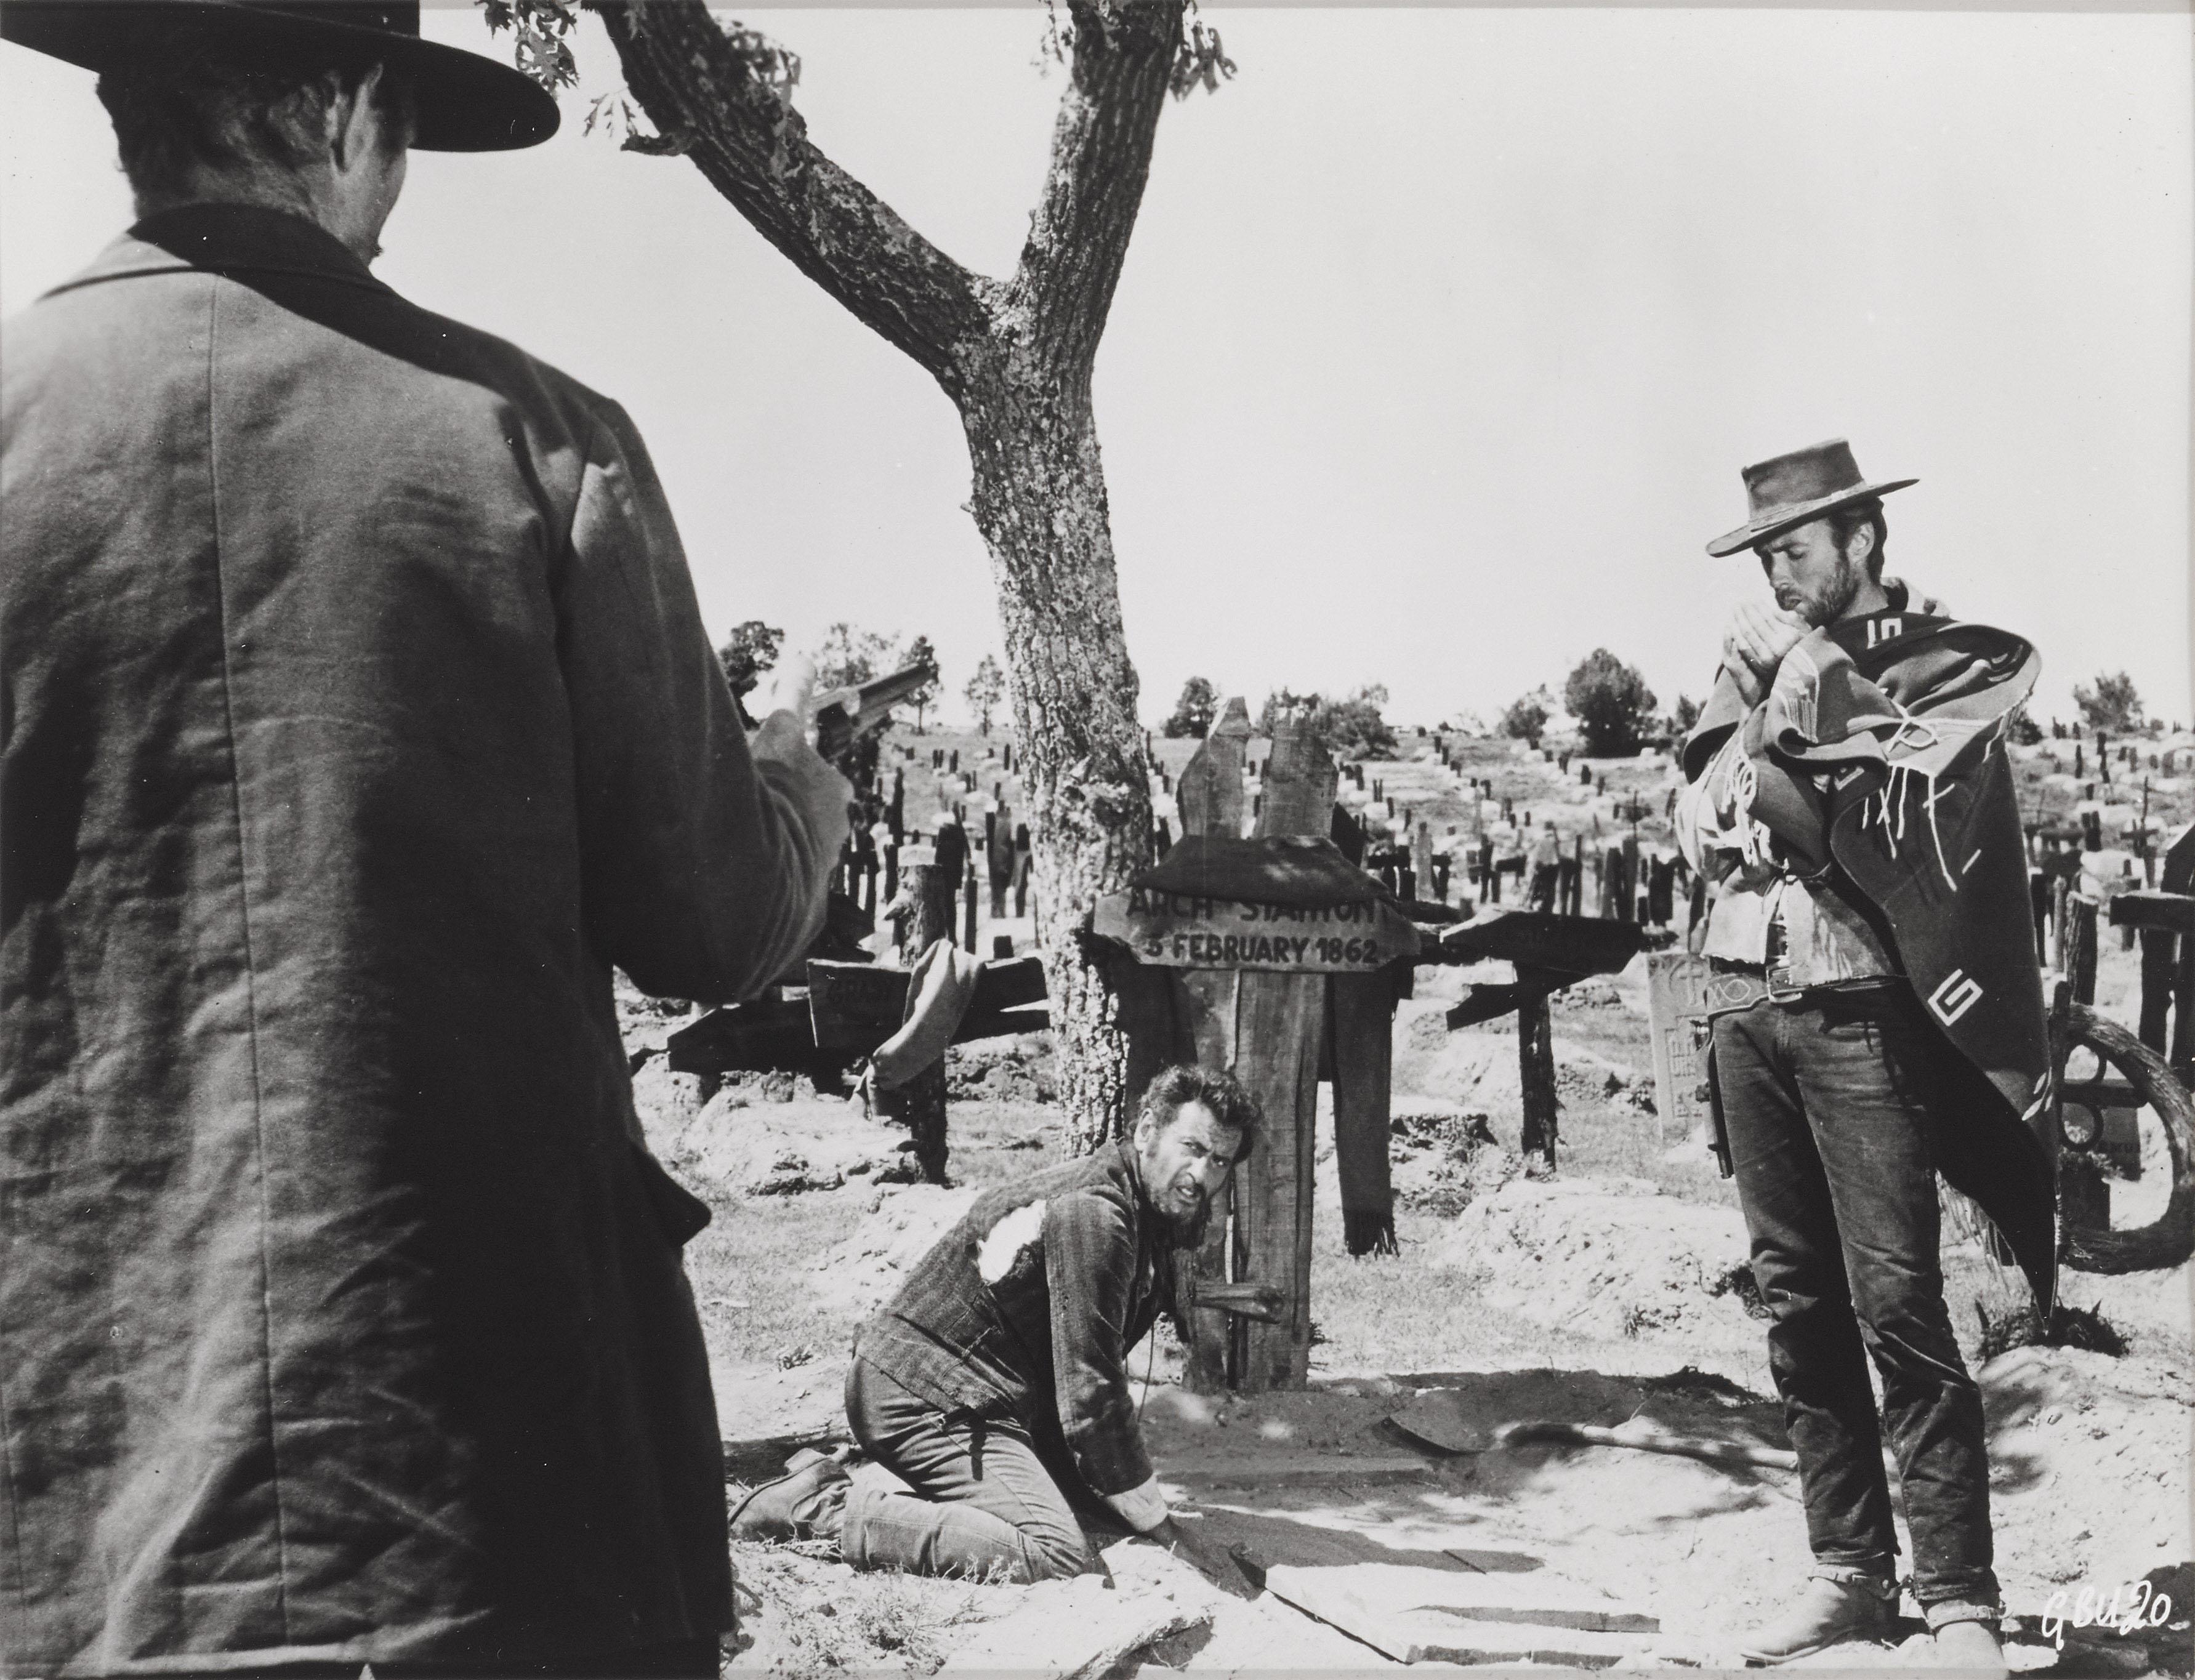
[1713,988,2000,1615]
[839,1358,1095,1582]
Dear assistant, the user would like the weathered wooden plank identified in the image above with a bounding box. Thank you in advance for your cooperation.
[1435,909,1646,976]
[1518,984,1558,1168]
[1444,975,1577,1031]
[1231,968,1324,1391]
[2110,890,2195,936]
[1175,697,1251,840]
[1175,968,1239,1394]
[806,955,1047,1051]
[1255,722,1337,842]
[662,995,828,1077]
[2067,893,2100,1005]
[2139,928,2177,1055]
[2060,1079,2146,1109]
[1328,970,1397,1255]
[1093,890,1417,973]
[1262,1562,1657,1663]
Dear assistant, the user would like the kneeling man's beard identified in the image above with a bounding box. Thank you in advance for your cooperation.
[1156,1192,1214,1250]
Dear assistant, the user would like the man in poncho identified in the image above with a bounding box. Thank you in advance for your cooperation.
[1677,440,2053,1676]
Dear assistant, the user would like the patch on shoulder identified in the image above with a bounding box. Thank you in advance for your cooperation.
[978,1199,1047,1285]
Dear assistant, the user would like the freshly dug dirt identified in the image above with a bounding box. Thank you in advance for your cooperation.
[808,1182,977,1317]
[677,1093,921,1196]
[1429,1172,1759,1344]
[943,1032,1057,1104]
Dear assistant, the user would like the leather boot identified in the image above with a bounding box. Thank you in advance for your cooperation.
[728,1447,852,1543]
[1930,1617,2008,1677]
[1739,1573,1899,1665]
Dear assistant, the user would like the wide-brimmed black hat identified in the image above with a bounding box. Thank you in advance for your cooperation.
[1706,438,1916,558]
[1,0,560,151]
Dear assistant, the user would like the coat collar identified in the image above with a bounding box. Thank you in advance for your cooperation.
[44,203,392,302]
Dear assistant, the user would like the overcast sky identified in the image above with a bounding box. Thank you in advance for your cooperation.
[5,4,2189,731]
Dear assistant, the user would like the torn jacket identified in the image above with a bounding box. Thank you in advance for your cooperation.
[855,1141,1175,1513]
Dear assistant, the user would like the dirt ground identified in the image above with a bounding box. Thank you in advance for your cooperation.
[627,727,2195,1678]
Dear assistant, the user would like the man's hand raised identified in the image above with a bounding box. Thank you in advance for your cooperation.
[746,653,853,862]
[1720,601,1808,708]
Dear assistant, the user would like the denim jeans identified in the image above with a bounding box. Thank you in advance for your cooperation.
[1713,987,2000,1612]
[839,1358,1096,1583]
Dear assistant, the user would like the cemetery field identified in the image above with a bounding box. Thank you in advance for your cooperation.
[632,925,2189,1676]
[628,724,2194,1676]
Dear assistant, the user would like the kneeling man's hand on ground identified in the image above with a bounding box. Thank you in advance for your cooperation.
[1150,1514,1261,1600]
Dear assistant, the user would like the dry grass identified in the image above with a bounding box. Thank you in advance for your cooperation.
[730,1542,1013,1677]
[684,1184,866,1369]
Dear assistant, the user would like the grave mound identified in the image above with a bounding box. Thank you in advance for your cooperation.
[1430,1173,1757,1343]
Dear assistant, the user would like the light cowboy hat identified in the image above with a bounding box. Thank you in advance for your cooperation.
[1706,438,1916,558]
[1,0,559,151]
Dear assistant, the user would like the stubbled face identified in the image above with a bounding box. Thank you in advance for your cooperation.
[1756,518,1866,628]
[1134,1101,1242,1245]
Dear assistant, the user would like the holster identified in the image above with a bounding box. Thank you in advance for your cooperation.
[1694,964,1771,1183]
[1702,1037,1733,1181]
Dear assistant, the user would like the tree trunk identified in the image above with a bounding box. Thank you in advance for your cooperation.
[584,0,1184,1149]
[962,399,1152,1146]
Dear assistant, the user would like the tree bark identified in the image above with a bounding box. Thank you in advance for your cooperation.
[584,0,1182,1149]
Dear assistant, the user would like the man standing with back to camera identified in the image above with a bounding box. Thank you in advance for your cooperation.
[1677,441,2056,1677]
[1,2,850,1673]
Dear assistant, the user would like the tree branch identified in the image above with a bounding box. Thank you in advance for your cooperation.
[1008,0,1183,379]
[587,0,994,392]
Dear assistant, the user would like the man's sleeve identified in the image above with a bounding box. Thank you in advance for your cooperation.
[1045,1189,1166,1528]
[554,401,839,1003]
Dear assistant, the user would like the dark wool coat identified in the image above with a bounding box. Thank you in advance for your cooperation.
[1685,604,2058,1310]
[1,206,839,1673]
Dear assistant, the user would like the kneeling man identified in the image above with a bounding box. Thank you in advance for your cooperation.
[735,1065,1258,1585]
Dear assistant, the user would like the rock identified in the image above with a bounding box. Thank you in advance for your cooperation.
[680,1093,919,1196]
[1428,1174,1755,1341]
[810,1183,978,1316]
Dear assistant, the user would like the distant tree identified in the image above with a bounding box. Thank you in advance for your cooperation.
[484,0,1237,1152]
[2007,705,2044,747]
[903,634,941,731]
[1162,676,1219,739]
[715,618,783,699]
[1319,685,1399,762]
[1565,649,1657,758]
[1499,688,1552,748]
[813,621,901,692]
[2073,671,2145,734]
[1257,685,1396,762]
[1256,688,1318,738]
[965,654,1007,735]
[1669,693,1702,739]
